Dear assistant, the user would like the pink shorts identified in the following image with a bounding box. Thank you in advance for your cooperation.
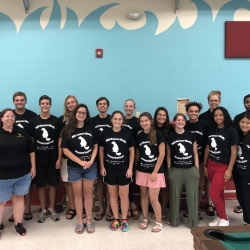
[136,170,166,188]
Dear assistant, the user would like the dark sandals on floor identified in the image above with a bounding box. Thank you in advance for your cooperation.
[65,209,76,220]
[94,212,105,221]
[106,214,114,221]
[8,215,14,222]
[131,208,140,220]
[234,205,243,213]
[206,205,215,216]
[183,210,203,220]
[126,209,131,220]
[24,212,33,221]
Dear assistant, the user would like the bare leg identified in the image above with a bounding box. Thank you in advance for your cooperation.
[72,180,83,231]
[12,195,25,223]
[105,186,112,216]
[97,179,105,214]
[38,187,46,211]
[119,185,129,220]
[65,182,75,209]
[140,186,149,220]
[149,188,161,222]
[24,186,32,214]
[107,185,119,219]
[48,186,56,210]
[0,201,7,224]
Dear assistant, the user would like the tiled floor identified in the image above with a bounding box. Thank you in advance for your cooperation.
[0,200,245,250]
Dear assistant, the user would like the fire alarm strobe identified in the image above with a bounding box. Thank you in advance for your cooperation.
[96,49,103,58]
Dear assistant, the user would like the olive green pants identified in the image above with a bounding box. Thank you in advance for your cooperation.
[168,166,200,227]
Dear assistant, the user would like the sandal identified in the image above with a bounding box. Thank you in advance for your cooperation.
[65,209,76,220]
[86,219,95,234]
[167,221,173,226]
[0,223,4,230]
[8,215,14,223]
[82,209,86,219]
[106,214,114,221]
[234,205,243,213]
[139,219,149,230]
[131,208,140,220]
[94,212,105,221]
[151,222,163,232]
[24,212,33,221]
[75,224,84,234]
[206,205,215,216]
[127,209,131,220]
[184,210,203,220]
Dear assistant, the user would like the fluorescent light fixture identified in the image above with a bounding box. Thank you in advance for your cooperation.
[127,13,144,20]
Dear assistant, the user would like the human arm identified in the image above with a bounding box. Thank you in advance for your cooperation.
[193,141,199,168]
[150,142,165,182]
[203,145,209,177]
[126,146,135,178]
[224,145,237,182]
[84,144,98,169]
[56,138,63,169]
[166,143,171,169]
[99,146,106,176]
[62,148,87,168]
[29,152,36,178]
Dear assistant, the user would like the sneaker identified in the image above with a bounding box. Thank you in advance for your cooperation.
[110,219,120,231]
[14,223,26,236]
[38,210,48,223]
[121,220,129,232]
[48,209,60,222]
[218,219,229,226]
[208,217,220,226]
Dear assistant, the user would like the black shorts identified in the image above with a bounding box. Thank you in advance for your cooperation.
[103,174,132,186]
[36,166,60,189]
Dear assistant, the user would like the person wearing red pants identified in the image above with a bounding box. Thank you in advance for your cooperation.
[203,107,238,227]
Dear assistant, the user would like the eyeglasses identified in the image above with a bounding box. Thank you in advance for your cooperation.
[3,115,16,119]
[76,111,86,116]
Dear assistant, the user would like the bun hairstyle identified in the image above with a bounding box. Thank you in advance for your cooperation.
[208,90,222,101]
[139,112,157,145]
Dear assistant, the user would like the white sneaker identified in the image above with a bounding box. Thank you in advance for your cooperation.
[208,217,220,226]
[218,219,229,226]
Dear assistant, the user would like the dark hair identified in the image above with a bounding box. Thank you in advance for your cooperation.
[185,102,203,112]
[96,97,110,107]
[39,95,52,105]
[238,111,250,145]
[110,111,125,125]
[62,104,91,138]
[13,91,27,101]
[210,106,232,128]
[173,113,187,122]
[153,107,170,137]
[139,112,156,145]
[244,94,250,103]
[0,108,15,127]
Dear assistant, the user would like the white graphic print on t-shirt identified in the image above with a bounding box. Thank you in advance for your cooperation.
[211,138,217,151]
[237,146,244,160]
[111,141,121,156]
[178,143,188,156]
[41,128,51,141]
[17,123,24,128]
[78,136,90,150]
[144,145,154,159]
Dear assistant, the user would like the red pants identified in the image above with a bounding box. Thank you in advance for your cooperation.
[207,158,228,220]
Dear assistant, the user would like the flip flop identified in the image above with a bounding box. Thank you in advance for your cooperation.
[65,209,76,220]
[234,205,243,213]
[86,223,95,234]
[106,214,114,221]
[24,212,33,221]
[206,205,215,216]
[75,224,84,234]
[94,212,105,221]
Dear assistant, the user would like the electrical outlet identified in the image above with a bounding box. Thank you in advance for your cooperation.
[136,112,140,118]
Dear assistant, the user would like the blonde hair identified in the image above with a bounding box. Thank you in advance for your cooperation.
[63,95,78,123]
[207,90,222,101]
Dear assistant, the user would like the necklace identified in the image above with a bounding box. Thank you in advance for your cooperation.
[216,127,225,135]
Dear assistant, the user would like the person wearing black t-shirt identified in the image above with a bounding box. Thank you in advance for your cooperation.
[203,107,238,227]
[233,111,250,225]
[29,95,62,223]
[167,113,199,228]
[61,104,98,234]
[123,99,140,220]
[185,102,210,220]
[136,112,165,233]
[0,108,35,238]
[58,95,78,220]
[92,97,113,222]
[8,92,36,223]
[99,111,135,232]
[151,107,171,221]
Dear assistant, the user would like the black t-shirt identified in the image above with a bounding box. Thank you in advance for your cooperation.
[13,109,36,132]
[29,115,60,167]
[136,130,165,173]
[235,141,250,175]
[207,126,238,164]
[91,115,112,135]
[61,124,99,168]
[185,120,209,164]
[122,116,140,139]
[167,130,196,169]
[199,109,212,123]
[233,111,246,130]
[155,126,168,169]
[0,126,34,179]
[58,115,68,158]
[99,128,135,175]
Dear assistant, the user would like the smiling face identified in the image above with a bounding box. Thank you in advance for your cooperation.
[140,115,152,132]
[39,99,51,114]
[97,99,108,114]
[13,95,26,110]
[1,110,15,128]
[174,115,186,129]
[124,100,135,116]
[244,97,250,111]
[239,117,250,135]
[111,113,123,129]
[76,107,87,123]
[66,97,77,112]
[156,110,167,126]
[186,105,199,122]
[214,109,224,127]
[208,94,220,111]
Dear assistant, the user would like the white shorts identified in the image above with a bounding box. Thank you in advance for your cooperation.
[60,158,69,182]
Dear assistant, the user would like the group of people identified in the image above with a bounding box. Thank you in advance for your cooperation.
[0,90,250,239]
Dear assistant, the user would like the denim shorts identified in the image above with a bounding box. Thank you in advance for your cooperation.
[0,173,31,202]
[68,163,97,182]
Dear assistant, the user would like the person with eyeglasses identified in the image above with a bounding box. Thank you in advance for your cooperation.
[61,104,99,234]
[0,108,35,239]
